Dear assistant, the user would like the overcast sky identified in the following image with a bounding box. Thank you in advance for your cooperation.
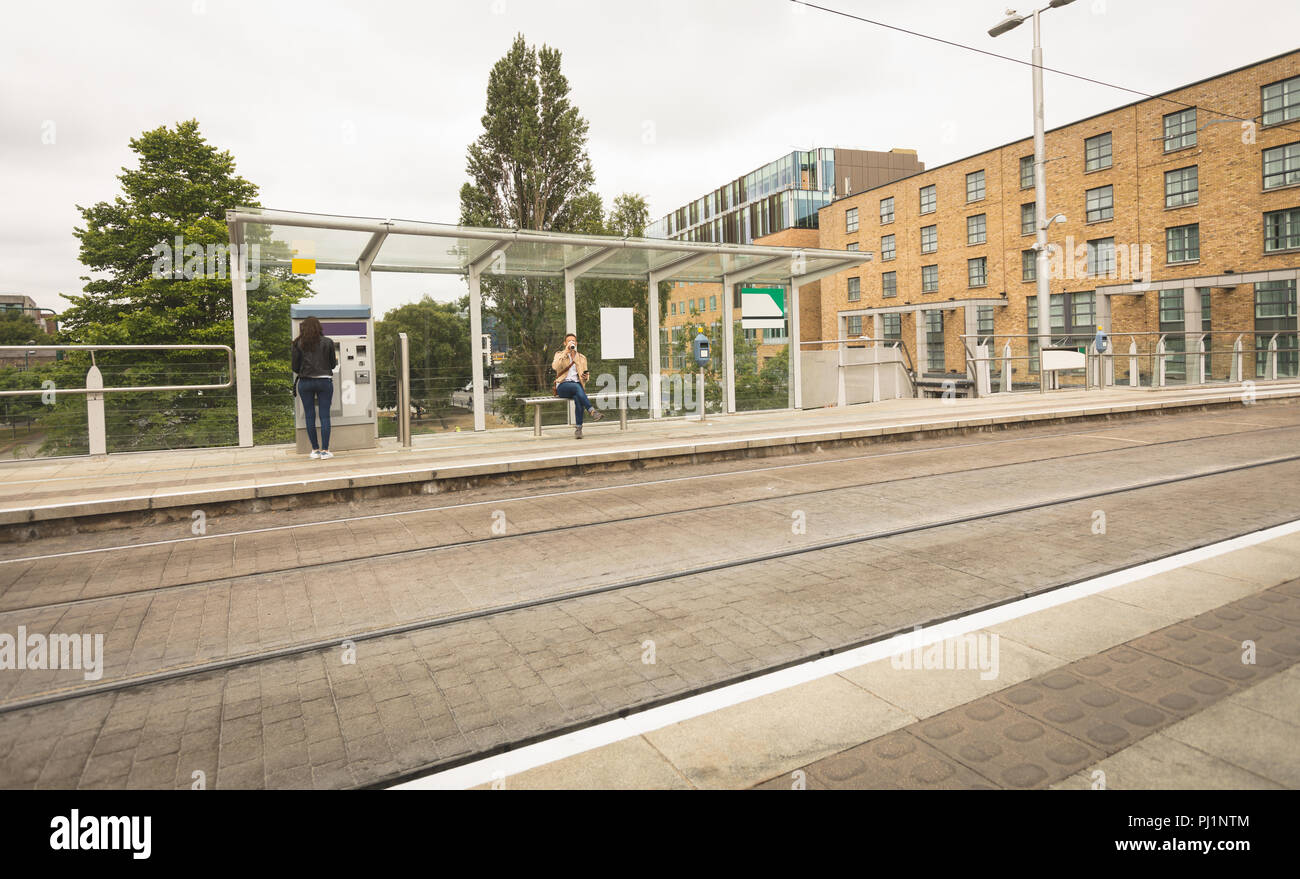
[3,0,1298,319]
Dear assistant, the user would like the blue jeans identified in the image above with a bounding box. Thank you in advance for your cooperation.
[555,381,592,426]
[298,377,333,450]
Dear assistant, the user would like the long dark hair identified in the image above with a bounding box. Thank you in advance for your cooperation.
[295,316,323,351]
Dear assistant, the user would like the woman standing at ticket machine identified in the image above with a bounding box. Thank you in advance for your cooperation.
[292,316,338,459]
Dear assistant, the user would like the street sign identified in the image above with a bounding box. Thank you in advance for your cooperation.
[741,287,785,329]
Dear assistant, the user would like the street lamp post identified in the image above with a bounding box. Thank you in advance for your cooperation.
[990,0,1076,392]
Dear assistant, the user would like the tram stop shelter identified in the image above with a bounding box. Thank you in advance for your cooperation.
[225,207,871,446]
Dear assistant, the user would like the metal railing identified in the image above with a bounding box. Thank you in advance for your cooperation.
[798,336,915,404]
[0,344,235,456]
[0,345,235,396]
[958,330,1300,397]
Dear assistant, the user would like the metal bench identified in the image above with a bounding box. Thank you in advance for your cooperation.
[517,391,646,437]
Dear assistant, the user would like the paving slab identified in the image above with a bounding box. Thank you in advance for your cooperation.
[642,674,915,790]
[2,384,1295,530]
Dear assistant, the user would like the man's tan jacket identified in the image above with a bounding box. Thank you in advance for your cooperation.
[552,348,590,392]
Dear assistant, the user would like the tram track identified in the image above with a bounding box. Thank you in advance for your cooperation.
[2,421,1296,616]
[3,448,1298,718]
[4,418,1287,565]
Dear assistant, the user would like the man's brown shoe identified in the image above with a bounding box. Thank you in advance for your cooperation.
[588,408,604,421]
[575,426,583,439]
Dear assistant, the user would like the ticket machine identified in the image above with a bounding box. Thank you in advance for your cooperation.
[290,303,376,452]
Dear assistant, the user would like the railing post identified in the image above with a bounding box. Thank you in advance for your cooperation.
[1156,335,1167,387]
[1232,335,1243,383]
[1128,340,1139,388]
[396,332,411,448]
[1000,341,1012,393]
[86,364,106,457]
[836,340,847,408]
[1268,334,1278,380]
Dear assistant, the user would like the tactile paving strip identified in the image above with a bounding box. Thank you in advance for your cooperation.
[757,580,1300,790]
[994,670,1173,753]
[753,729,995,790]
[1064,645,1234,718]
[911,696,1102,789]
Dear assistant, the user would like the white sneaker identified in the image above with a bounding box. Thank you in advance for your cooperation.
[319,450,334,460]
[309,450,321,459]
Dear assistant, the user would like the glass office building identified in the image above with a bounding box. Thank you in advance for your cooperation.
[647,148,923,245]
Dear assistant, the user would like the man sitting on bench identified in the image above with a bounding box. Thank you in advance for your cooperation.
[552,333,603,439]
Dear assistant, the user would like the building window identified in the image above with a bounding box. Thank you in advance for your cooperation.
[882,271,897,298]
[847,315,863,337]
[1086,237,1116,277]
[1020,155,1034,189]
[1084,132,1113,171]
[1263,75,1300,126]
[880,197,894,224]
[1165,166,1199,207]
[1021,202,1036,236]
[1166,224,1200,263]
[966,170,986,202]
[847,277,861,302]
[881,234,895,260]
[920,184,936,214]
[1027,291,1095,370]
[1022,249,1037,282]
[670,302,676,316]
[921,224,937,254]
[1263,143,1300,190]
[968,257,987,287]
[1073,291,1096,330]
[846,242,859,251]
[1163,107,1197,152]
[846,207,859,233]
[709,295,717,311]
[977,305,995,347]
[921,264,938,293]
[1264,208,1300,252]
[1159,288,1185,327]
[1255,280,1298,377]
[925,310,944,371]
[883,313,901,341]
[1085,185,1114,223]
[967,214,986,245]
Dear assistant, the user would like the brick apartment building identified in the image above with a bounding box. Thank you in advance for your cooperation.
[821,49,1300,387]
[652,148,922,389]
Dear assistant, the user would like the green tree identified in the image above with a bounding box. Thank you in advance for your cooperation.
[56,120,310,452]
[460,34,604,423]
[374,295,472,424]
[0,313,54,346]
[572,194,662,415]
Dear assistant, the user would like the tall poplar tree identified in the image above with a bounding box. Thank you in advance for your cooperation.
[459,35,603,418]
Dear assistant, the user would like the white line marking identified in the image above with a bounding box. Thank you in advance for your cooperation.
[388,517,1300,790]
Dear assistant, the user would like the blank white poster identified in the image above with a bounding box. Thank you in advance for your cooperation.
[600,307,634,360]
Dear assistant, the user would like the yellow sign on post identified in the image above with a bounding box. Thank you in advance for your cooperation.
[291,258,317,275]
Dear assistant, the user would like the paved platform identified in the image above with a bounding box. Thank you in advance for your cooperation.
[2,406,1298,789]
[1,382,1297,535]
[459,531,1300,790]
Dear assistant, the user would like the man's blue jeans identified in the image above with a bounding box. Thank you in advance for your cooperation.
[298,377,333,449]
[555,380,592,426]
